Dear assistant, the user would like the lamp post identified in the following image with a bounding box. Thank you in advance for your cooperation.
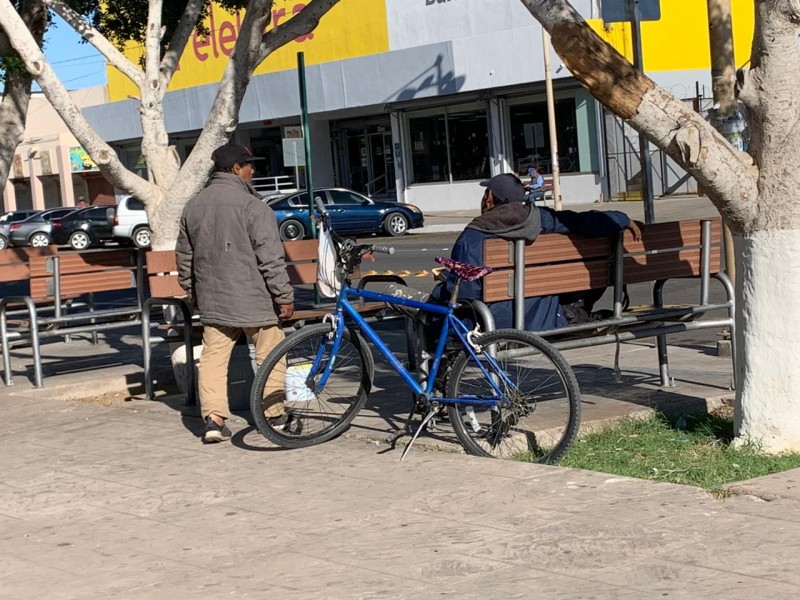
[542,30,562,210]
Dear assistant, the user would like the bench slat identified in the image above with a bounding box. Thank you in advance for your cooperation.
[29,250,135,278]
[484,235,611,269]
[282,239,318,261]
[146,250,178,274]
[0,246,57,265]
[483,260,611,302]
[623,248,721,283]
[149,275,186,298]
[624,218,721,253]
[30,270,136,299]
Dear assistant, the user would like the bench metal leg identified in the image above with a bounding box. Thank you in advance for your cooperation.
[143,298,196,406]
[653,281,672,387]
[0,298,43,388]
[714,272,737,389]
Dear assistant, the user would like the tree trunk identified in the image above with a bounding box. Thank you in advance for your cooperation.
[0,70,34,192]
[735,230,800,451]
[0,0,46,203]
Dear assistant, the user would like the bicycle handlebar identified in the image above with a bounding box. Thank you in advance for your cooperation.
[371,245,395,255]
[314,197,327,216]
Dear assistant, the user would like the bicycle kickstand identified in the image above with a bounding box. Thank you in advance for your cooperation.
[400,409,438,462]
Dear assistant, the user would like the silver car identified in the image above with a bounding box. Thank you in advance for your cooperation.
[8,207,79,248]
[0,210,40,250]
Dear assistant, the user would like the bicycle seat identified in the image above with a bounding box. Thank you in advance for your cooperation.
[434,257,492,282]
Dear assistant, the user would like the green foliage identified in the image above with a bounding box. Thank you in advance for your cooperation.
[558,412,800,492]
[81,0,253,51]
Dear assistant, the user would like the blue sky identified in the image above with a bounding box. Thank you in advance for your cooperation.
[38,14,107,91]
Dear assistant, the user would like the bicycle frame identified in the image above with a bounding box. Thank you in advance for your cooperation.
[311,282,512,407]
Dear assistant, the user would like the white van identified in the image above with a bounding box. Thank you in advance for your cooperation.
[113,196,151,248]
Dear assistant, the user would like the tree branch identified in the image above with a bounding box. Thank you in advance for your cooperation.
[45,0,144,88]
[519,0,759,232]
[257,0,339,63]
[144,0,163,88]
[159,0,205,91]
[0,0,155,200]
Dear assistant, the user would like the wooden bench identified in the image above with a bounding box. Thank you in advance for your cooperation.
[142,239,396,402]
[0,247,145,387]
[480,217,735,386]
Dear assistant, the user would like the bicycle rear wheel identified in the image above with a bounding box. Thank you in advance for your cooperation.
[446,329,580,463]
[250,322,374,448]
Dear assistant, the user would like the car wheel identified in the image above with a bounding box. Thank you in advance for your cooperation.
[0,235,7,250]
[279,219,305,242]
[29,232,50,247]
[69,231,91,250]
[132,227,151,248]
[384,212,409,237]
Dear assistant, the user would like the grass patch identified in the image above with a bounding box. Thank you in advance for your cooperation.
[559,411,800,492]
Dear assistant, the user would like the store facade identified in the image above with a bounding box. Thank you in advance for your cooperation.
[83,0,754,212]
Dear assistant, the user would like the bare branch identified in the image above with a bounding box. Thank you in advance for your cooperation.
[144,0,163,87]
[519,0,758,231]
[0,0,155,200]
[258,0,339,63]
[159,0,205,91]
[44,0,144,88]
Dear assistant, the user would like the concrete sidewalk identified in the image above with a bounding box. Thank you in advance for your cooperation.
[3,385,800,599]
[2,323,800,598]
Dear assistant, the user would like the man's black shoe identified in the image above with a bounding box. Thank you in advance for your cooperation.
[203,418,232,444]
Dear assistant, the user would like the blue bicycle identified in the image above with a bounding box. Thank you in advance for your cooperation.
[250,205,581,461]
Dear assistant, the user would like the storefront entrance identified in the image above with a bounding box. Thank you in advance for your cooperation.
[334,122,396,199]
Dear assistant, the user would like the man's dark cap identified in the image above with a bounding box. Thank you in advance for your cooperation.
[211,143,264,170]
[479,173,526,203]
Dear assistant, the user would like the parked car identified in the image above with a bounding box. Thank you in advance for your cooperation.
[267,188,424,241]
[0,209,40,250]
[8,207,79,247]
[50,206,116,250]
[112,196,150,248]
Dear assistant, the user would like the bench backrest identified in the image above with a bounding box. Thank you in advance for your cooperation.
[27,249,139,300]
[482,218,721,303]
[146,239,351,299]
[0,247,59,284]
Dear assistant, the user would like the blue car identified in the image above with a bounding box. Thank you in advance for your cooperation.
[267,188,424,241]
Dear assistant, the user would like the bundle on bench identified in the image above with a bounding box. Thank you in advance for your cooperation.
[480,217,735,387]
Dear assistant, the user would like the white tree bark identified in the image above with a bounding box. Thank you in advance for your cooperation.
[0,0,341,249]
[734,231,800,451]
[0,0,47,204]
[519,0,800,451]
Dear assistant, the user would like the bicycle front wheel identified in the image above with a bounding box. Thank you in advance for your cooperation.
[446,329,581,463]
[250,323,374,448]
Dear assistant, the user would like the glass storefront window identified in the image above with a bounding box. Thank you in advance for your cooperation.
[448,110,489,181]
[509,99,579,175]
[409,114,448,183]
[408,107,489,184]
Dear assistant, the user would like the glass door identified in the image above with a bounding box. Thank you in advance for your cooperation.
[366,132,395,197]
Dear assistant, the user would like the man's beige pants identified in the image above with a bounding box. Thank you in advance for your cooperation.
[198,323,285,421]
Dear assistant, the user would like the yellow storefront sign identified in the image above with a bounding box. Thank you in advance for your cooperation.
[107,0,389,102]
[588,0,754,72]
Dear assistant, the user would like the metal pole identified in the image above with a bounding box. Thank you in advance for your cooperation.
[542,30,562,210]
[628,0,656,223]
[298,52,316,239]
[706,0,737,285]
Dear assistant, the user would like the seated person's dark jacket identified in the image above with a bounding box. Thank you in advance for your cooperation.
[430,204,631,331]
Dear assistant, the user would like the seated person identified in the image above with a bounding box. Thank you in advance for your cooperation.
[525,166,545,197]
[430,173,642,331]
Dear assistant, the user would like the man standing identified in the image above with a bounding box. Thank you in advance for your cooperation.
[176,142,294,444]
[431,173,641,330]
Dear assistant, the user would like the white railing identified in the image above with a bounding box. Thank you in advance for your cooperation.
[252,175,298,196]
